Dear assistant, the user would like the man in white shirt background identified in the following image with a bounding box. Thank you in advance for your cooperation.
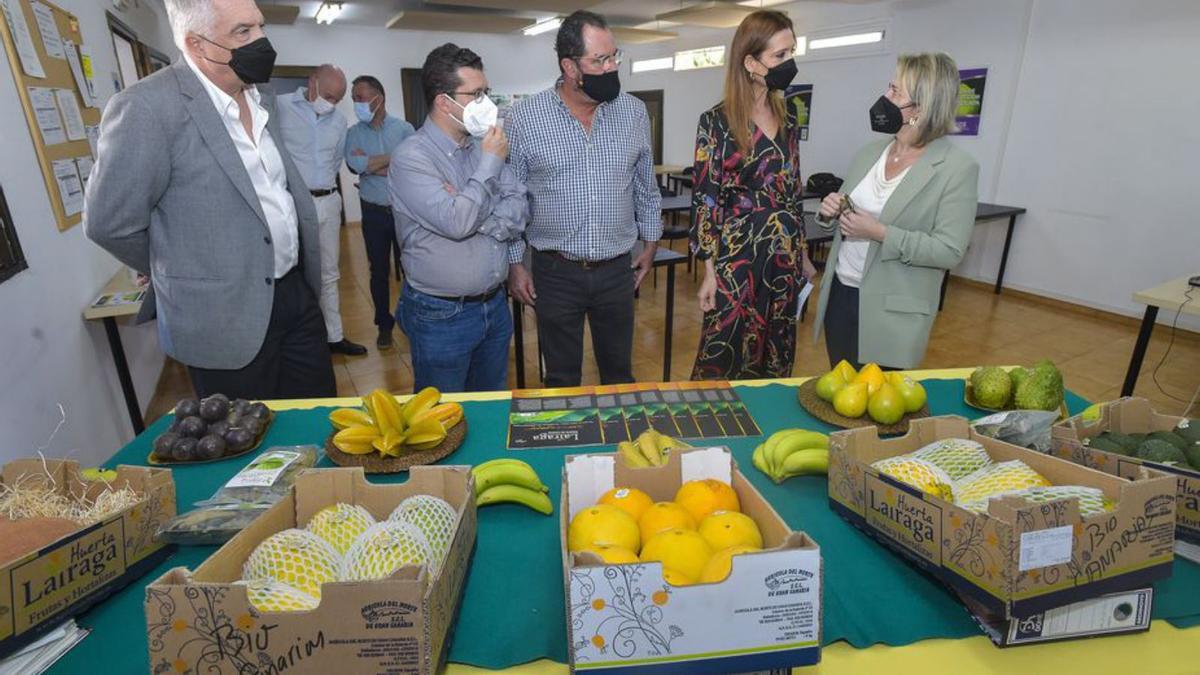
[84,0,336,399]
[277,64,367,356]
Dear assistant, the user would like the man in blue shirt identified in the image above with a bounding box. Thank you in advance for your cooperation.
[389,44,527,393]
[277,64,367,356]
[346,75,415,350]
[506,11,662,387]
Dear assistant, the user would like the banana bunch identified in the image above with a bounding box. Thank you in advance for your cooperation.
[329,387,464,457]
[752,429,830,484]
[617,429,691,468]
[471,458,553,515]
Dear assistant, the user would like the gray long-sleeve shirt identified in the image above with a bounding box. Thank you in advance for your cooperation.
[388,120,527,297]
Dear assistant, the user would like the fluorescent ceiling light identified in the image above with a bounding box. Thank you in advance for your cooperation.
[315,1,343,25]
[795,35,807,57]
[523,17,562,36]
[674,45,725,71]
[632,56,674,73]
[809,31,884,50]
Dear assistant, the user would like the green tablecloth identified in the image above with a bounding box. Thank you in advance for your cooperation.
[48,380,1200,673]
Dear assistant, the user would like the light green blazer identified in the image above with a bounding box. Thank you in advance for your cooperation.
[812,136,980,368]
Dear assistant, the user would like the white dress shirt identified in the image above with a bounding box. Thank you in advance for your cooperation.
[836,142,910,288]
[276,87,347,191]
[184,54,299,278]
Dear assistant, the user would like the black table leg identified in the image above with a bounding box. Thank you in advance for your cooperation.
[995,214,1017,294]
[663,265,676,382]
[512,298,525,389]
[1121,306,1158,397]
[102,317,145,434]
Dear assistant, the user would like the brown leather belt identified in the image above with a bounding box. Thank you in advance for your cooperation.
[427,284,504,304]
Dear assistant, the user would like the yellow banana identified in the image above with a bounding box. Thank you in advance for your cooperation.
[476,484,554,515]
[618,441,651,468]
[778,448,830,481]
[333,426,381,455]
[402,387,441,425]
[636,430,665,466]
[751,443,770,476]
[652,430,689,461]
[472,460,547,494]
[767,429,829,473]
[329,408,376,431]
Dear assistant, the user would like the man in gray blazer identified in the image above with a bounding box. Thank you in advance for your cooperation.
[84,0,336,400]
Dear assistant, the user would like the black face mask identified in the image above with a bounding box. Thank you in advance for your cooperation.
[579,70,620,103]
[201,36,277,85]
[869,95,913,134]
[758,57,797,91]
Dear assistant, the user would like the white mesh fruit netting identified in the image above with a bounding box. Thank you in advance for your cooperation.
[961,485,1112,516]
[955,460,1052,505]
[871,456,956,501]
[388,495,458,573]
[242,528,342,598]
[910,438,991,480]
[305,503,376,555]
[240,578,320,613]
[342,521,433,581]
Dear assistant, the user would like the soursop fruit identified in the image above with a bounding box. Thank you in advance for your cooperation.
[970,366,1013,409]
[1013,367,1063,412]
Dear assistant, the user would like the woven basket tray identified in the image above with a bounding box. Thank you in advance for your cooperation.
[325,419,467,473]
[796,378,929,434]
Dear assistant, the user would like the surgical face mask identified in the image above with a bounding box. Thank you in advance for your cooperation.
[443,93,498,137]
[199,35,277,85]
[311,85,336,116]
[354,98,378,123]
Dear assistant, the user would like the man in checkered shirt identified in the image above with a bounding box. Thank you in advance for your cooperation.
[506,10,663,387]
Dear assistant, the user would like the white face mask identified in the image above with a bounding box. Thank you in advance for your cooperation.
[311,83,336,116]
[443,93,497,137]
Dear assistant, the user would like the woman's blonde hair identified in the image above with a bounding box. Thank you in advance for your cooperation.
[896,52,960,146]
[723,10,793,158]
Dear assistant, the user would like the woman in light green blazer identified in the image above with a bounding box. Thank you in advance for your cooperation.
[813,52,979,369]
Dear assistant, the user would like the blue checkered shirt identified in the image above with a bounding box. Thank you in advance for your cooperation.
[505,85,662,264]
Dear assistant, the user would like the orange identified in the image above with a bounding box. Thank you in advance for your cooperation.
[698,511,763,550]
[577,544,639,565]
[567,504,640,553]
[598,487,654,521]
[673,479,740,523]
[638,501,696,543]
[640,528,713,580]
[698,545,761,584]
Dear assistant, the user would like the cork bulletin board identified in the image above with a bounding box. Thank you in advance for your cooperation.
[0,0,101,231]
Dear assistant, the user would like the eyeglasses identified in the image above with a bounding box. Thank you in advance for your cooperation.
[449,88,491,103]
[575,49,623,70]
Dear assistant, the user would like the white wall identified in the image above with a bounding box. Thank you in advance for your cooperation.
[264,23,562,222]
[0,0,174,464]
[623,0,1200,330]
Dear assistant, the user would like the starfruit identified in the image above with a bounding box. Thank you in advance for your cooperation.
[372,429,406,457]
[369,389,406,436]
[329,408,376,431]
[402,387,441,425]
[333,426,381,455]
[412,402,463,430]
[403,416,447,450]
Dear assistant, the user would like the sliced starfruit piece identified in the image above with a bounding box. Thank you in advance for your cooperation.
[402,387,441,425]
[403,416,447,449]
[372,429,406,457]
[333,426,381,455]
[412,402,463,430]
[329,408,376,431]
[369,389,406,435]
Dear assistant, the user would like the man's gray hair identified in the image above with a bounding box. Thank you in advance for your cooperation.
[164,0,216,50]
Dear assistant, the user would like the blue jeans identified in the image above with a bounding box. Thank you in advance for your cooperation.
[397,283,512,393]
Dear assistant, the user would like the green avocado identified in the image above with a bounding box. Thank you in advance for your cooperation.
[1088,436,1128,456]
[1135,439,1187,465]
[1147,431,1189,451]
[1174,421,1200,444]
[1100,431,1140,452]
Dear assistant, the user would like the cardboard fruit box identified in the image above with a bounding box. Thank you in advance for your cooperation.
[1051,397,1200,545]
[828,416,1176,646]
[0,459,175,658]
[144,466,475,675]
[561,446,822,674]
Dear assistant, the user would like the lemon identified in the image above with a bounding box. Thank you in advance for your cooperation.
[640,528,713,580]
[568,504,640,553]
[833,382,869,418]
[598,487,654,522]
[699,544,761,584]
[698,511,763,550]
[674,479,740,523]
[577,544,640,564]
[867,383,905,425]
[638,501,696,543]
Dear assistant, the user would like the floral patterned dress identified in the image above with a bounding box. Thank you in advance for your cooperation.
[689,103,806,380]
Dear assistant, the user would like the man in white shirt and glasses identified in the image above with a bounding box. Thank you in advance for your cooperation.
[277,64,367,356]
[84,0,336,400]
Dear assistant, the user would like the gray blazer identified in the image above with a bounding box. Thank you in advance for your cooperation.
[84,61,322,370]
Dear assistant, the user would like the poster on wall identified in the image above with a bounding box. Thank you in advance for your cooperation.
[954,67,987,136]
[492,93,529,124]
[785,84,813,141]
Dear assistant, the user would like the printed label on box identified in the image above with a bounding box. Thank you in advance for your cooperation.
[12,519,126,632]
[1007,588,1152,644]
[569,550,820,668]
[1019,526,1073,572]
[864,473,943,566]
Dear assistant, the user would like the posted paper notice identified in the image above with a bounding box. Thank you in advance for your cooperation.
[31,1,64,59]
[55,88,85,140]
[28,86,66,145]
[51,159,84,216]
[2,0,46,78]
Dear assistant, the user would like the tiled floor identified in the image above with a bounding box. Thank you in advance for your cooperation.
[144,222,1200,423]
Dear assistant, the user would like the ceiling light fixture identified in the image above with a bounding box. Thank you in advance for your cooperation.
[315,1,343,25]
[523,17,562,36]
[808,31,884,50]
